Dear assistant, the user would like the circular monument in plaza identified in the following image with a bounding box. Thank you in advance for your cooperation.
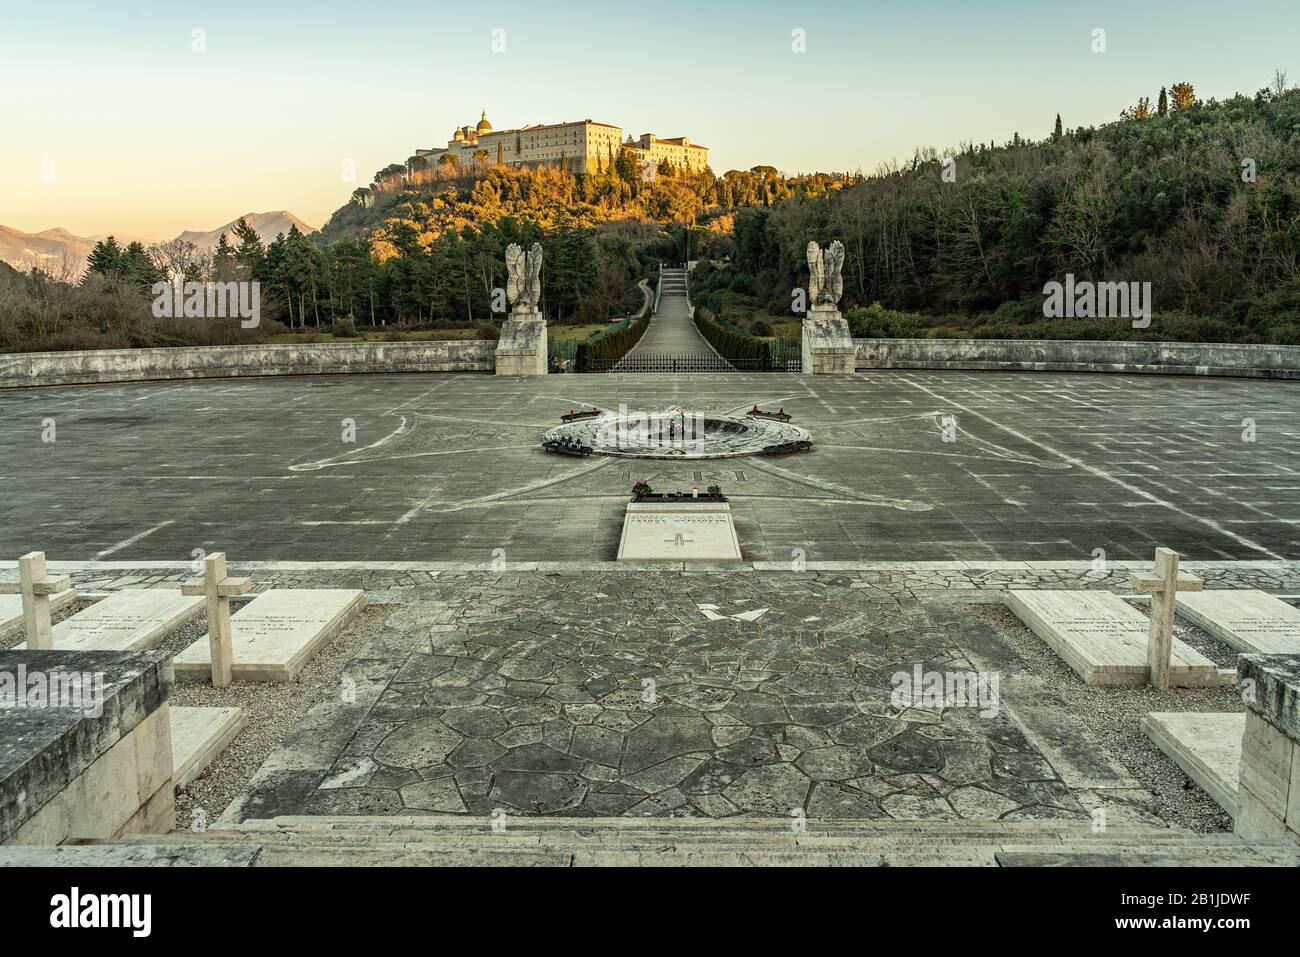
[542,407,813,459]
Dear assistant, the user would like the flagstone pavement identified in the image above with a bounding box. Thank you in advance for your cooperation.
[225,571,1142,822]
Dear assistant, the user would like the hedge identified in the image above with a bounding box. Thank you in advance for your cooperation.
[574,293,653,371]
[693,306,776,367]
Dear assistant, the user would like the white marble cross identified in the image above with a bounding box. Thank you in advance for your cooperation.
[0,552,71,650]
[1129,547,1203,690]
[181,552,251,687]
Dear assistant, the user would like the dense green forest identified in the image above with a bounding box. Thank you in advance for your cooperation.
[694,81,1300,344]
[2,76,1297,352]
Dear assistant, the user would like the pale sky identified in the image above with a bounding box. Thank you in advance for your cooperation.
[1,0,1295,239]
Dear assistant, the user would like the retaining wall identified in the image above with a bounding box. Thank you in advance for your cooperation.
[4,337,1299,388]
[853,338,1300,380]
[0,340,496,389]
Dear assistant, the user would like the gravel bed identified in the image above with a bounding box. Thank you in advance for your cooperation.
[975,603,1241,834]
[163,603,395,831]
[1123,598,1239,667]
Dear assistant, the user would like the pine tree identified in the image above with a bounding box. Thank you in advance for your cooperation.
[231,217,266,278]
[1053,114,1063,140]
[1170,82,1195,110]
[122,241,163,287]
[1157,87,1168,116]
[85,236,124,278]
[213,233,237,281]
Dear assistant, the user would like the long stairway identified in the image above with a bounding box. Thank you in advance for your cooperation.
[7,816,1300,867]
[617,267,727,369]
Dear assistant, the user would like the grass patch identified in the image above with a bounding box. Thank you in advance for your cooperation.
[548,323,619,345]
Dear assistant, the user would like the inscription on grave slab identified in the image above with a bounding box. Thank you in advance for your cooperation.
[617,503,742,563]
[174,589,366,682]
[16,589,202,652]
[1176,590,1300,654]
[1007,590,1226,687]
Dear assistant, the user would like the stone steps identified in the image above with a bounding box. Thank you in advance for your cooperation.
[7,814,1296,866]
[225,815,1233,841]
[114,830,1255,848]
[11,839,1296,867]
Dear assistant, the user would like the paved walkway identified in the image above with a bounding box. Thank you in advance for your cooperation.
[191,564,1261,825]
[620,268,719,361]
[224,573,1088,820]
[35,560,1292,830]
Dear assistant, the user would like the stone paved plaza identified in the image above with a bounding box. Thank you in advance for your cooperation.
[4,367,1300,849]
[2,370,1297,562]
[53,558,1285,828]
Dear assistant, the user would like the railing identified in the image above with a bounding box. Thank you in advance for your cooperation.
[592,353,802,373]
[550,284,652,364]
[770,339,802,364]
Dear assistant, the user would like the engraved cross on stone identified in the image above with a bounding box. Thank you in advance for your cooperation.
[0,552,71,650]
[181,552,251,687]
[666,532,695,547]
[1129,547,1202,690]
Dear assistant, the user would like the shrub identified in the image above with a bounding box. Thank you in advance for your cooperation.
[574,310,651,370]
[693,306,775,366]
[844,303,925,338]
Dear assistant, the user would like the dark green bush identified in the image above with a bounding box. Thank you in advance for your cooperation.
[693,306,776,366]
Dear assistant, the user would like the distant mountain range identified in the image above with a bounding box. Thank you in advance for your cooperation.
[0,211,317,275]
[0,226,98,276]
[174,211,316,253]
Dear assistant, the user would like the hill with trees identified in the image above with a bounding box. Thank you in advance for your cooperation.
[694,76,1300,345]
[2,76,1296,353]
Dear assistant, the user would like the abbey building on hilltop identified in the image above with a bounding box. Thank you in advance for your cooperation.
[413,112,709,174]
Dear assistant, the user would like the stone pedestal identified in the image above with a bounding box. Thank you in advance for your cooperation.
[495,310,548,376]
[1234,654,1300,845]
[801,307,855,374]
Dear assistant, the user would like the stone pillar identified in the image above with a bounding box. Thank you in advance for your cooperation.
[1234,654,1300,844]
[801,306,856,374]
[495,308,548,376]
